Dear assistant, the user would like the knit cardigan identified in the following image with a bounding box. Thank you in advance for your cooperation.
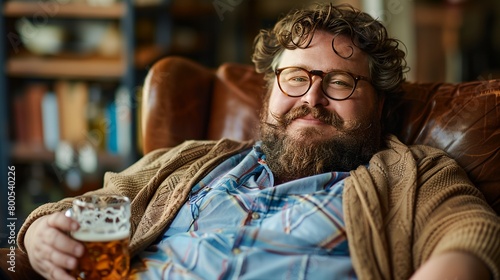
[18,135,500,280]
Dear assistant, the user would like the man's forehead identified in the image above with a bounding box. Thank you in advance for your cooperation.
[308,32,359,55]
[279,31,370,73]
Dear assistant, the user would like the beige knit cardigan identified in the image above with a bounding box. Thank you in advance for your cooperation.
[18,135,500,280]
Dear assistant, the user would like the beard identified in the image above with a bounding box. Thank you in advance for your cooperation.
[260,105,382,183]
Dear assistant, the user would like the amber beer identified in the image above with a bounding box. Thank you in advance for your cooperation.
[68,195,131,280]
[72,231,130,280]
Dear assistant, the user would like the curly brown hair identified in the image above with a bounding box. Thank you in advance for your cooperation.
[252,3,408,99]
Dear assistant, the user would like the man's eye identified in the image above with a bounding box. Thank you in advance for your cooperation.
[290,76,309,83]
[329,79,352,88]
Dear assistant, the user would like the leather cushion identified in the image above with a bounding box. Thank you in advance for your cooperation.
[388,80,500,213]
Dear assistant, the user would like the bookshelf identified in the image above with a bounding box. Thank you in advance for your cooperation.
[2,0,138,161]
[0,0,221,247]
[0,0,160,245]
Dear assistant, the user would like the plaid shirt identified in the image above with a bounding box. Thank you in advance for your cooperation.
[129,143,357,279]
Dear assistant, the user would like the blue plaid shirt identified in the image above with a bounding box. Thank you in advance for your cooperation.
[129,143,357,279]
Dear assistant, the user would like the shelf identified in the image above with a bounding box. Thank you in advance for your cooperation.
[7,55,125,79]
[6,43,166,78]
[170,3,215,18]
[11,143,124,167]
[3,1,126,19]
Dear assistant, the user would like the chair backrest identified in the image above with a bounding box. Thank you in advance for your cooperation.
[142,56,500,214]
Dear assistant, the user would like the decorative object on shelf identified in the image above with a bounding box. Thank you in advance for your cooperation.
[96,23,123,57]
[72,21,111,54]
[55,141,75,171]
[54,141,99,191]
[15,18,65,55]
[78,143,98,174]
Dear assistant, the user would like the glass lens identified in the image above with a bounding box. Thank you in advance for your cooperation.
[323,71,355,99]
[278,68,311,96]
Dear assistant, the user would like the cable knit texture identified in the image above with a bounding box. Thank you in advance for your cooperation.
[18,136,500,280]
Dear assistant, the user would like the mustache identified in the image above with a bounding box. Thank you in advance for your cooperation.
[269,105,344,129]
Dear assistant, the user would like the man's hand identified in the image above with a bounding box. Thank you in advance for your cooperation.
[411,251,491,280]
[24,212,84,280]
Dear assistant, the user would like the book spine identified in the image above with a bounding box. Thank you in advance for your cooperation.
[106,102,118,154]
[41,92,60,151]
[56,81,89,146]
[13,93,28,144]
[25,83,47,147]
[115,86,131,156]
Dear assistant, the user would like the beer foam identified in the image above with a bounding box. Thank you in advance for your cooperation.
[72,230,129,242]
[71,201,130,242]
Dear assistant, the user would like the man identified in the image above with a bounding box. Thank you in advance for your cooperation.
[18,3,499,280]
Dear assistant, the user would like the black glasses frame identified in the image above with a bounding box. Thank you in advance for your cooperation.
[275,66,371,101]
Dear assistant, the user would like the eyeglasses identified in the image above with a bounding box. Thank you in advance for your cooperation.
[275,67,371,101]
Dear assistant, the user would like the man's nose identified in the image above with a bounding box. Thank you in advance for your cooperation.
[300,77,329,107]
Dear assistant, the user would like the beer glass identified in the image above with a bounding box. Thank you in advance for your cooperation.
[67,195,131,280]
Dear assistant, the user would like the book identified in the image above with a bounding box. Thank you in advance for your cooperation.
[115,86,131,156]
[24,83,47,147]
[86,85,107,151]
[105,101,118,154]
[12,92,28,144]
[55,81,89,146]
[41,92,60,151]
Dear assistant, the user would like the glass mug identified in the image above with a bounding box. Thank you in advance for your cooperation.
[66,195,131,280]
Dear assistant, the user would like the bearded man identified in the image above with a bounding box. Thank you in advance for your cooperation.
[18,3,500,280]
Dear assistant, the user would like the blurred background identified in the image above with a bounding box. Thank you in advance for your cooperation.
[0,0,499,247]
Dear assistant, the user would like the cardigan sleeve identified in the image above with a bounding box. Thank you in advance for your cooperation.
[16,147,174,253]
[344,135,500,280]
[411,147,500,280]
[16,139,249,255]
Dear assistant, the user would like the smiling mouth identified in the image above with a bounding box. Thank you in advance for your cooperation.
[293,115,328,125]
[270,105,344,130]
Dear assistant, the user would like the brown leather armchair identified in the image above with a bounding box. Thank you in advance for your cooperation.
[2,56,499,279]
[142,56,500,215]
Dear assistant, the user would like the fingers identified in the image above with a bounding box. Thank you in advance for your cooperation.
[38,236,80,268]
[32,242,79,280]
[39,259,76,280]
[25,212,84,280]
[44,213,84,256]
[47,211,80,232]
